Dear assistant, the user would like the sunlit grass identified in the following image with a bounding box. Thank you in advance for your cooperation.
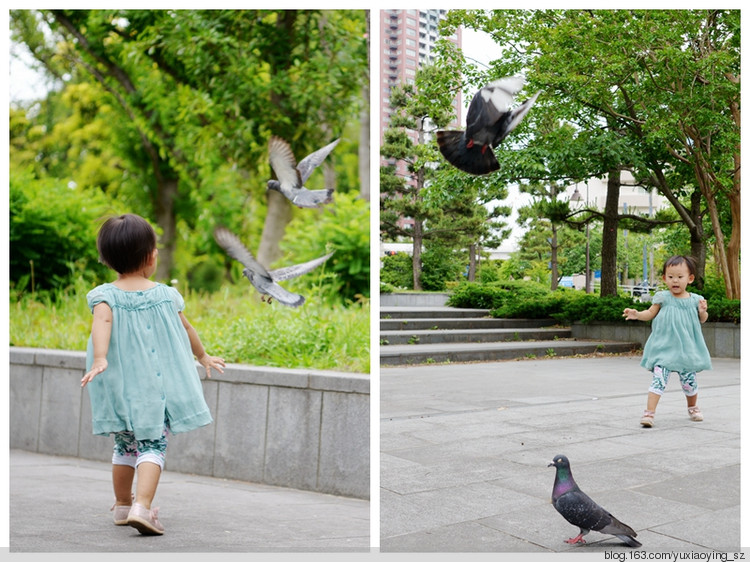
[10,283,370,374]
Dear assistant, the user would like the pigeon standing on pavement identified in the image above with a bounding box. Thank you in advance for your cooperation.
[214,226,333,308]
[267,136,339,208]
[436,76,540,175]
[548,454,642,548]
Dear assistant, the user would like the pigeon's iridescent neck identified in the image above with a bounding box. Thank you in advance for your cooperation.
[554,469,576,495]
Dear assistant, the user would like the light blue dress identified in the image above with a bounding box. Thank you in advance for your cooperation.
[85,283,213,440]
[640,290,712,374]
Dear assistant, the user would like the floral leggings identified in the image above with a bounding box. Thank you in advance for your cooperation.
[649,365,698,397]
[112,420,170,470]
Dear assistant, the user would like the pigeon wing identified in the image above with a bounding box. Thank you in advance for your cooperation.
[214,227,271,279]
[269,252,334,282]
[553,489,612,532]
[296,138,340,184]
[492,90,541,146]
[268,136,303,193]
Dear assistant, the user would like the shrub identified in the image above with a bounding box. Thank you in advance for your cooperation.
[447,280,549,309]
[10,168,120,295]
[381,252,413,289]
[281,191,370,304]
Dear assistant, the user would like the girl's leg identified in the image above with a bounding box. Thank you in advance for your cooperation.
[646,391,661,412]
[135,462,161,510]
[112,431,138,505]
[679,371,702,420]
[133,421,170,509]
[113,465,135,506]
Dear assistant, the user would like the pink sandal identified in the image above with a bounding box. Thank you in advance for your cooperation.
[688,406,703,422]
[640,410,655,427]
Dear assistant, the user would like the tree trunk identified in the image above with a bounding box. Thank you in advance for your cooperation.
[467,244,477,281]
[257,189,293,268]
[154,176,178,281]
[549,222,559,291]
[599,169,621,297]
[258,9,297,268]
[412,220,423,291]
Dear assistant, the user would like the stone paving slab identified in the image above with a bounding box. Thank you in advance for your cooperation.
[9,449,369,552]
[380,356,741,553]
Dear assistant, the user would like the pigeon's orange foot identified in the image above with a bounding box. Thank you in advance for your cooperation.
[466,139,474,149]
[481,144,488,154]
[565,535,586,545]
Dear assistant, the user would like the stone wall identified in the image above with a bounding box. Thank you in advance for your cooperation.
[9,347,369,499]
[571,322,740,358]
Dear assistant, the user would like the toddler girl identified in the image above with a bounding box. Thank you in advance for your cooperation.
[81,214,225,535]
[623,255,711,427]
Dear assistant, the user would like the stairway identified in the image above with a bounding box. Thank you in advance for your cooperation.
[380,305,640,366]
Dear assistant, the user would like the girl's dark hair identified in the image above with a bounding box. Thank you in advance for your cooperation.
[662,255,697,276]
[97,214,157,274]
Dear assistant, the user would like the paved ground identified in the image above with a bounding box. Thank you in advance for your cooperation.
[381,355,742,553]
[8,449,369,552]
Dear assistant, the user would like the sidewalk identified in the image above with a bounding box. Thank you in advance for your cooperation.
[9,449,369,552]
[381,356,741,552]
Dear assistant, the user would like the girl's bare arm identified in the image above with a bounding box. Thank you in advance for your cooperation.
[623,303,660,322]
[179,312,225,377]
[81,302,113,387]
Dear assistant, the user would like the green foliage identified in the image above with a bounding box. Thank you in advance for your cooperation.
[420,243,465,291]
[380,253,413,290]
[279,191,369,304]
[477,261,500,284]
[489,288,740,325]
[447,280,549,310]
[9,168,124,294]
[10,283,370,373]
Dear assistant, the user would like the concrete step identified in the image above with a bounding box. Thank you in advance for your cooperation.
[380,327,572,345]
[380,306,490,319]
[380,317,559,331]
[379,340,641,366]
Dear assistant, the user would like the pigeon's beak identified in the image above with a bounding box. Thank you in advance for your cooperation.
[547,461,555,467]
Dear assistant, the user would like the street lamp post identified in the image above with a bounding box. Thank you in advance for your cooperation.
[570,185,591,293]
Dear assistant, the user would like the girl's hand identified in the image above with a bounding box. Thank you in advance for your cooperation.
[198,354,225,378]
[698,299,708,313]
[81,358,108,388]
[622,308,639,321]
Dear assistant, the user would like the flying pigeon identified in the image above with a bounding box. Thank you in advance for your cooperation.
[267,136,339,208]
[436,76,540,175]
[549,454,642,548]
[214,226,333,308]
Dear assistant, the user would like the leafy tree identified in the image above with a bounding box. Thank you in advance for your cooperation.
[443,9,740,298]
[11,9,368,283]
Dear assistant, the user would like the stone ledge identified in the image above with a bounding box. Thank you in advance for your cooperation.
[9,347,369,499]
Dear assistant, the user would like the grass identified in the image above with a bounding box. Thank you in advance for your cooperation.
[10,283,370,374]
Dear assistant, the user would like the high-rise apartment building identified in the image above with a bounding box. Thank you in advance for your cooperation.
[379,9,462,141]
[379,10,462,234]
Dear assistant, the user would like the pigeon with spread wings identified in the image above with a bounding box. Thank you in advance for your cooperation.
[214,227,333,307]
[437,76,540,175]
[267,136,339,208]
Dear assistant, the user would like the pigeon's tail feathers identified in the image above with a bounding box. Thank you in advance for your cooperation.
[436,130,499,175]
[293,188,334,208]
[264,282,305,307]
[615,535,642,548]
[600,517,640,547]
